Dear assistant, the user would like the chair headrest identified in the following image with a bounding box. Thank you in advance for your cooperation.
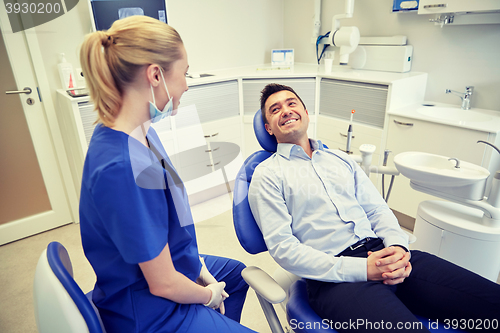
[253,109,278,152]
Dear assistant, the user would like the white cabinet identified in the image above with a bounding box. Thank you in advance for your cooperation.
[56,90,97,201]
[317,115,383,184]
[152,80,243,205]
[418,0,500,14]
[418,0,500,25]
[168,115,243,205]
[412,201,500,281]
[317,79,388,156]
[385,115,493,217]
[317,79,391,186]
[319,79,389,130]
[56,68,429,210]
[57,79,243,206]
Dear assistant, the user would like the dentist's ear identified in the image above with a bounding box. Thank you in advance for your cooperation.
[146,64,161,87]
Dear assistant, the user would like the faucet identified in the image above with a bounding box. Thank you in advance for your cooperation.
[445,86,474,110]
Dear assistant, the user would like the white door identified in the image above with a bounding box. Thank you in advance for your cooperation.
[0,13,72,245]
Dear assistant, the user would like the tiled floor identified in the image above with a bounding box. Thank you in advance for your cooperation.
[1,194,498,332]
[0,194,285,333]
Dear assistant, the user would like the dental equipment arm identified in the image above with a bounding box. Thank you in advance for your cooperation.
[350,145,400,178]
[312,0,322,41]
[327,0,360,65]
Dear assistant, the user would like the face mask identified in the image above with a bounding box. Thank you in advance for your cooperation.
[149,69,173,123]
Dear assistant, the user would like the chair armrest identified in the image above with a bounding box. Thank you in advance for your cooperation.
[403,229,417,244]
[241,266,286,304]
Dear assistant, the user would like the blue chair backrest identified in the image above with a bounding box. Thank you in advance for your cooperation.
[253,108,278,152]
[47,242,104,333]
[233,109,276,254]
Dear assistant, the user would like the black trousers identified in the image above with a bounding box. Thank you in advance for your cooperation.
[306,239,500,332]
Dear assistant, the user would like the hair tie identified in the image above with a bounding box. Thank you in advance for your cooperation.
[102,34,114,47]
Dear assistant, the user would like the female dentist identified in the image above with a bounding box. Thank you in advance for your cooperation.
[79,16,255,332]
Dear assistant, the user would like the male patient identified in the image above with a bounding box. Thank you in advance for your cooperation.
[248,83,500,332]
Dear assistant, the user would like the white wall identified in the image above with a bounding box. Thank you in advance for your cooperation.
[33,0,284,103]
[34,1,93,106]
[284,0,500,111]
[168,0,284,73]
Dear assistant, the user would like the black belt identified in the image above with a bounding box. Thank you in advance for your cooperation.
[337,238,383,257]
[348,237,372,251]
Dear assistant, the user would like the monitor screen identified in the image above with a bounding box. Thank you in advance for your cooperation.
[90,0,167,31]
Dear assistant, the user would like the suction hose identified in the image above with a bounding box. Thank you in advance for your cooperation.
[382,150,395,202]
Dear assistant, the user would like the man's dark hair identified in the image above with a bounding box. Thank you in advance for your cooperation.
[260,84,306,124]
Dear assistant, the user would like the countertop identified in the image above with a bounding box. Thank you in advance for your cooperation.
[66,63,500,133]
[388,101,500,133]
[186,62,427,86]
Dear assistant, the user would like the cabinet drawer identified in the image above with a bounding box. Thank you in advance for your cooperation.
[386,116,488,165]
[178,80,240,125]
[78,101,97,145]
[211,142,241,167]
[176,160,214,182]
[320,79,388,129]
[202,116,241,143]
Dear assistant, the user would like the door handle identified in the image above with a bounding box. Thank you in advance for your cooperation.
[5,87,32,95]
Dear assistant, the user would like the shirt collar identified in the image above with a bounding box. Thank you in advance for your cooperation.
[276,138,325,159]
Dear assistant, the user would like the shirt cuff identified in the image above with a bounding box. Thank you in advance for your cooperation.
[339,256,367,282]
[392,244,409,252]
[383,235,409,252]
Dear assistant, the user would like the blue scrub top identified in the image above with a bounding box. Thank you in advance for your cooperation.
[80,124,202,332]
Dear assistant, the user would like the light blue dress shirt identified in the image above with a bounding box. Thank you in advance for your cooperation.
[248,139,409,283]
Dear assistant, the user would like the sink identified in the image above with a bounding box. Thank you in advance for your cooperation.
[417,107,492,122]
[394,152,489,186]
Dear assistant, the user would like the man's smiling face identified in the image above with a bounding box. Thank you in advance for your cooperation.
[264,90,309,144]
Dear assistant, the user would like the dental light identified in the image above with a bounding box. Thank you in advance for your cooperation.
[316,0,360,65]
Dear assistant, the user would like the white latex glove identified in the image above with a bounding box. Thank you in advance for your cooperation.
[204,282,227,310]
[197,257,229,314]
[197,256,218,286]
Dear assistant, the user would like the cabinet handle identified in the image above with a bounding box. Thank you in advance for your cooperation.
[328,81,388,92]
[205,147,220,153]
[423,4,447,9]
[393,120,414,127]
[207,161,221,167]
[339,132,355,139]
[204,132,219,138]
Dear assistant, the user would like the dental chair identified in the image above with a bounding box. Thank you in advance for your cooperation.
[33,241,106,333]
[232,109,464,333]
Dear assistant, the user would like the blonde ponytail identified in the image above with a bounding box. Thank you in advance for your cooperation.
[79,16,184,126]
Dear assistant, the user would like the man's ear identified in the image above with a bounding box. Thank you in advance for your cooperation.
[264,123,273,136]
